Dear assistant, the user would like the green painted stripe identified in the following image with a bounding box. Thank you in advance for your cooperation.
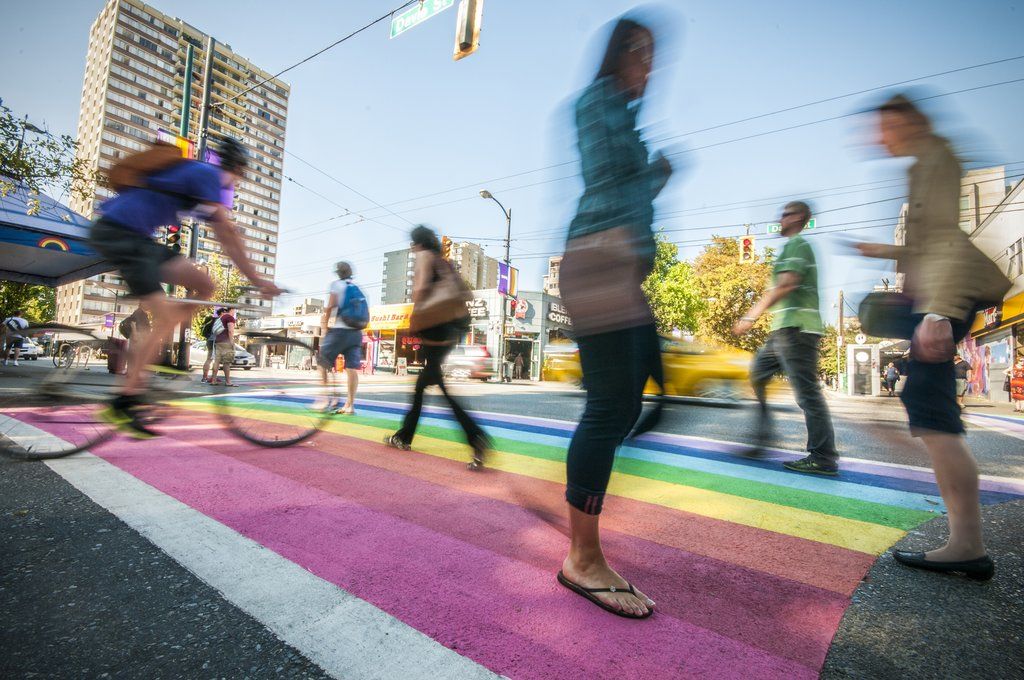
[222,401,933,531]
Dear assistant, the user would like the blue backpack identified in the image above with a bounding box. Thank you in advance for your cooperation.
[339,282,369,329]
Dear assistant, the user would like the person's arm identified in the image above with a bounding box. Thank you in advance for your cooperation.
[733,271,801,336]
[225,319,235,345]
[205,204,283,297]
[411,252,434,304]
[321,292,338,336]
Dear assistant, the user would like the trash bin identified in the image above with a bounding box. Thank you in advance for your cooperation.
[107,338,128,375]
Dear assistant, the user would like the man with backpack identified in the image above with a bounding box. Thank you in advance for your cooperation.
[208,307,237,386]
[89,137,283,437]
[200,308,223,383]
[318,261,368,415]
[2,311,29,367]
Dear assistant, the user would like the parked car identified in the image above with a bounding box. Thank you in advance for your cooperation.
[189,341,256,370]
[543,335,758,401]
[442,344,494,381]
[17,336,42,360]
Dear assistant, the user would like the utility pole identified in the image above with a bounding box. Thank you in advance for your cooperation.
[837,289,845,391]
[480,189,511,382]
[175,37,217,370]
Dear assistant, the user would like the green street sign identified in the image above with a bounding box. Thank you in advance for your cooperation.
[390,0,456,39]
[767,218,815,234]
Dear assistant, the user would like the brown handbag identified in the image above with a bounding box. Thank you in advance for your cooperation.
[408,254,473,333]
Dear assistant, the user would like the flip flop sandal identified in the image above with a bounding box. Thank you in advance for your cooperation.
[556,570,653,619]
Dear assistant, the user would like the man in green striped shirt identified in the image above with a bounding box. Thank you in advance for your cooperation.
[734,201,839,475]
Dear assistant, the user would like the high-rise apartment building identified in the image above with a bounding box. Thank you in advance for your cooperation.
[380,240,501,305]
[449,241,500,291]
[56,0,289,329]
[543,256,562,297]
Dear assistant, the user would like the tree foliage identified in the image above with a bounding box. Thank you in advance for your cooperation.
[0,282,55,323]
[642,235,705,334]
[693,236,773,352]
[188,253,247,338]
[0,103,98,205]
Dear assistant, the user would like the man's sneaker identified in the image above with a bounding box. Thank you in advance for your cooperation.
[783,456,838,476]
[384,434,411,451]
[12,360,18,367]
[98,397,159,440]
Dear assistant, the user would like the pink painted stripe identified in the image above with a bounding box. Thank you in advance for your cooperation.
[87,428,818,679]
[122,417,849,672]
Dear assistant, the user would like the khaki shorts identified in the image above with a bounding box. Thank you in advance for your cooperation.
[214,343,234,366]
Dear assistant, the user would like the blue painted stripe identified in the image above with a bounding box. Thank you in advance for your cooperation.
[223,396,1022,505]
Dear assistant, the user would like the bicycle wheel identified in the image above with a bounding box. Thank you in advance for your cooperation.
[215,334,337,448]
[0,325,118,459]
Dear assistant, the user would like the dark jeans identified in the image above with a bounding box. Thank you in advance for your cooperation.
[394,343,484,446]
[565,324,653,515]
[750,328,837,465]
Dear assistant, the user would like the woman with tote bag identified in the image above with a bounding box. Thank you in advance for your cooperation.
[384,225,492,469]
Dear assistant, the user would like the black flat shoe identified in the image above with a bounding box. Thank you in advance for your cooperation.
[892,550,995,581]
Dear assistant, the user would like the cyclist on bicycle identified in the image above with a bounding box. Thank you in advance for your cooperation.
[90,137,282,437]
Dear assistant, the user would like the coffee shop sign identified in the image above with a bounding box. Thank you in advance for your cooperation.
[547,302,572,326]
[466,298,489,319]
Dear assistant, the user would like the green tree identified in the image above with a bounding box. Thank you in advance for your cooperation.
[0,282,55,323]
[0,103,98,204]
[642,234,705,334]
[1,104,98,324]
[188,254,247,338]
[692,236,773,352]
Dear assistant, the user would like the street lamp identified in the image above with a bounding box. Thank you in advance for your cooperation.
[480,189,512,383]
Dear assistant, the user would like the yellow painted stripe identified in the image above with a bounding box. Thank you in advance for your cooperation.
[179,401,904,555]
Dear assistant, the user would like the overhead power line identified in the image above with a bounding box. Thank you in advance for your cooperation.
[217,0,419,106]
[278,58,1024,227]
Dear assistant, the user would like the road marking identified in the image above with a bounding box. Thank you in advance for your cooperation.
[0,416,498,680]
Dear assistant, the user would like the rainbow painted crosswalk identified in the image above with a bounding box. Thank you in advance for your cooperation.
[10,394,1024,679]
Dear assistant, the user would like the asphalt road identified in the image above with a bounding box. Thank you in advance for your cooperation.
[2,369,1022,678]
[359,380,1023,478]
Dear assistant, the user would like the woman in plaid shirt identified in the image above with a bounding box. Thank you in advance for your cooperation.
[556,16,672,619]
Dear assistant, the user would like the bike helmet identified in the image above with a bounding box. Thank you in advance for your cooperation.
[216,137,249,173]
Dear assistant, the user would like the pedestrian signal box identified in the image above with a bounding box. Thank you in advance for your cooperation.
[738,236,756,263]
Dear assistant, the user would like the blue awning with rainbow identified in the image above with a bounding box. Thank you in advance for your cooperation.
[0,177,111,286]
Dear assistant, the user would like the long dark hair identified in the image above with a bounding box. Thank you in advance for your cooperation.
[410,224,441,252]
[594,18,652,81]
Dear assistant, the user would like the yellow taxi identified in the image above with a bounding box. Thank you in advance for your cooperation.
[543,335,756,401]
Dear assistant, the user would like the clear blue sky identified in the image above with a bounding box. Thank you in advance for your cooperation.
[2,0,1023,318]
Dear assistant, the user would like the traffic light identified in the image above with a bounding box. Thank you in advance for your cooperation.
[441,235,453,260]
[453,0,483,61]
[166,225,182,253]
[738,236,756,264]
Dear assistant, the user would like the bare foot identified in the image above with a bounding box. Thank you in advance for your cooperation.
[561,555,654,617]
[924,544,987,562]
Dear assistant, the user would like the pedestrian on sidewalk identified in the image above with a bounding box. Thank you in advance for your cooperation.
[514,352,525,380]
[318,261,367,415]
[855,94,1011,580]
[2,311,29,367]
[884,362,900,397]
[556,16,672,620]
[733,200,840,475]
[384,225,491,469]
[1010,355,1024,413]
[208,306,236,386]
[954,354,972,409]
[199,307,222,383]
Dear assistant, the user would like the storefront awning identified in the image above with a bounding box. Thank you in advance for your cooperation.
[368,303,413,331]
[0,178,110,286]
[970,289,1024,337]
